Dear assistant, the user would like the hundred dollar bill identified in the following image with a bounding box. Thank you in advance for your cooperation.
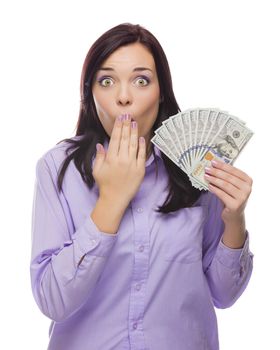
[188,109,199,164]
[180,110,192,168]
[190,116,254,190]
[168,112,191,171]
[193,108,211,162]
[162,117,189,171]
[195,108,222,162]
[172,108,226,168]
[151,107,253,191]
[194,109,245,166]
[150,129,187,171]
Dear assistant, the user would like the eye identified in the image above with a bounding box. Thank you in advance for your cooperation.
[97,75,150,87]
[98,77,113,87]
[135,76,150,86]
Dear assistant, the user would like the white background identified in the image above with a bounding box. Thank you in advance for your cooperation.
[1,0,279,348]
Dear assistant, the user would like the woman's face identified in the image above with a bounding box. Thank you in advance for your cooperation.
[92,42,161,158]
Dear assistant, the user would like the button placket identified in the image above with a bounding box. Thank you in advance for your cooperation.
[127,203,149,348]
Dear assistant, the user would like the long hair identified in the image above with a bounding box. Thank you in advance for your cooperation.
[56,23,205,213]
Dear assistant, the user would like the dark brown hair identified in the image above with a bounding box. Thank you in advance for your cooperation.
[56,23,205,213]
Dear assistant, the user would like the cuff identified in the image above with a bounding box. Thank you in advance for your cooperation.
[214,230,254,270]
[72,216,119,258]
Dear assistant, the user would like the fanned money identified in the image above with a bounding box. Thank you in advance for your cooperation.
[151,108,254,191]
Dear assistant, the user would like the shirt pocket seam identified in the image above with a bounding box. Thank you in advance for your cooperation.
[162,206,206,265]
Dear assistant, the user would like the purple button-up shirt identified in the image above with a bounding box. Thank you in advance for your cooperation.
[30,136,254,350]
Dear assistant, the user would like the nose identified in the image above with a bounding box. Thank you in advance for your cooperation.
[116,84,132,106]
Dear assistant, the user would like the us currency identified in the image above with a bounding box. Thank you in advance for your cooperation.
[180,110,193,168]
[151,125,187,170]
[190,116,254,190]
[151,107,253,191]
[195,109,224,161]
[162,117,190,171]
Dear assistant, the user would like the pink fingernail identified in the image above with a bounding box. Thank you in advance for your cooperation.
[211,160,218,166]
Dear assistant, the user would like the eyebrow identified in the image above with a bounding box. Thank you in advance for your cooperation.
[98,67,153,72]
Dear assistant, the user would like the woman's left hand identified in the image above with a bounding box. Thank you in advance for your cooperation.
[204,159,253,224]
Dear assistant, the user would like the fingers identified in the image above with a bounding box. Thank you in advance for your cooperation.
[136,136,146,169]
[106,113,146,166]
[107,114,124,158]
[93,143,105,175]
[119,114,132,157]
[129,118,138,159]
[128,118,146,168]
[120,114,146,167]
[211,159,252,184]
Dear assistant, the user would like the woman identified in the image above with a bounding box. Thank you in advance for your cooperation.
[30,23,254,350]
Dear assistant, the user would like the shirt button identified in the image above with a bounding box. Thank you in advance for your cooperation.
[135,283,141,291]
[136,207,143,213]
[133,322,138,330]
[138,245,144,252]
[92,239,96,245]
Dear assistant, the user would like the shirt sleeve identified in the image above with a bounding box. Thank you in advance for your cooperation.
[201,192,254,309]
[30,153,118,322]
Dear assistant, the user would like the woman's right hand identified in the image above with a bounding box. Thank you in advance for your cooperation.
[92,113,147,206]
